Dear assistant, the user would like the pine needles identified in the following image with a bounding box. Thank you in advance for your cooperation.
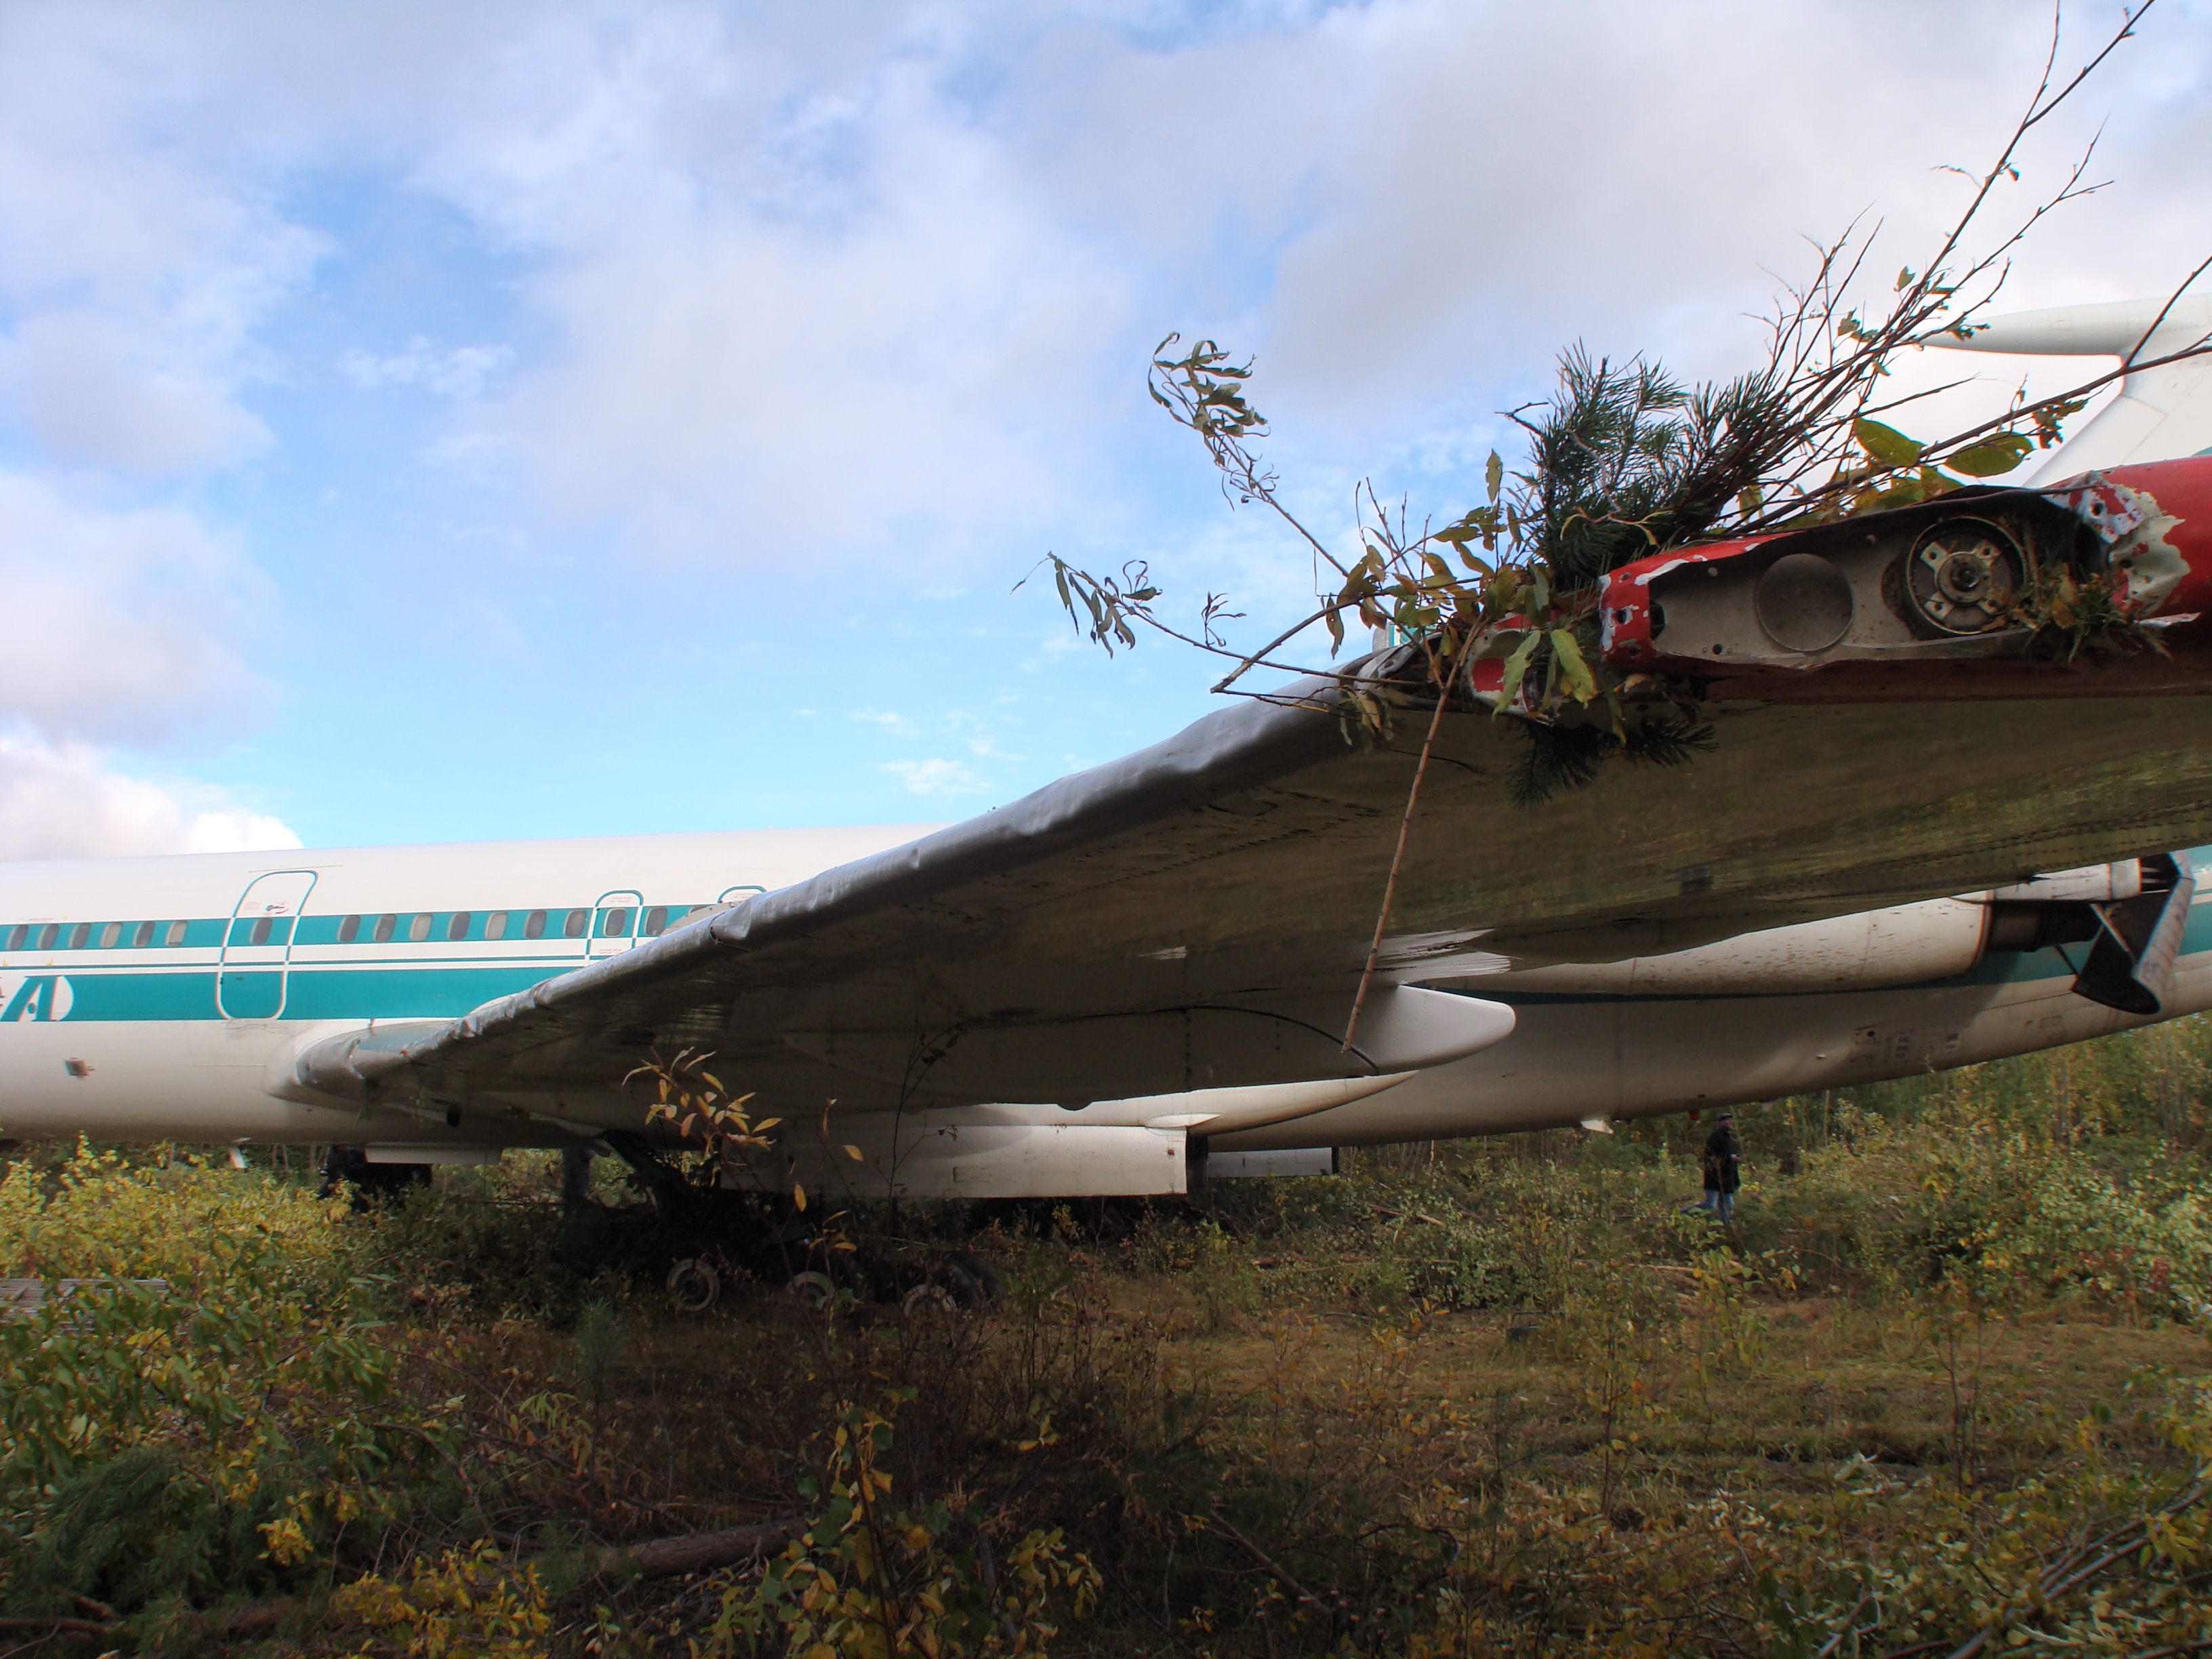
[1507,715,1717,808]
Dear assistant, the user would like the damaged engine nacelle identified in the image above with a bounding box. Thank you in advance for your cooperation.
[1484,897,1991,998]
[1600,466,2195,673]
[1480,854,2196,1017]
[1986,853,2195,1017]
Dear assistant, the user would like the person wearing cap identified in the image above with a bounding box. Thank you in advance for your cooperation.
[1681,1111,1743,1221]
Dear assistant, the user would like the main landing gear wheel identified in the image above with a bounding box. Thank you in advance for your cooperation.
[666,1257,721,1314]
[899,1253,1004,1313]
[785,1270,838,1308]
[902,1279,964,1314]
[947,1252,1005,1311]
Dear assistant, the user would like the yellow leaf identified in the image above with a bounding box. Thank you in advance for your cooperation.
[792,1181,807,1211]
[1549,628,1597,703]
[844,1145,865,1161]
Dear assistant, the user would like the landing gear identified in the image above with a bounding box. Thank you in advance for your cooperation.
[666,1257,722,1313]
[560,1146,596,1209]
[319,1145,430,1208]
[899,1254,1002,1313]
[587,1132,1003,1315]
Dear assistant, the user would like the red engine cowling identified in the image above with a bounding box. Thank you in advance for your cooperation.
[1596,458,2212,692]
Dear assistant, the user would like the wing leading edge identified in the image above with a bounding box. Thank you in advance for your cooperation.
[284,462,2212,1131]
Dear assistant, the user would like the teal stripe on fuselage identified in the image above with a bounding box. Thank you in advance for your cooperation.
[281,966,560,1019]
[24,964,571,1023]
[41,972,217,1021]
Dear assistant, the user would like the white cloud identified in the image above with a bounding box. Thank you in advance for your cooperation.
[0,39,322,477]
[0,0,2202,845]
[946,711,1022,762]
[880,756,986,795]
[851,708,920,737]
[342,336,516,397]
[0,474,269,745]
[0,731,298,861]
[478,134,1127,563]
[6,2,2202,566]
[389,0,2206,580]
[1041,0,2212,439]
[0,311,270,473]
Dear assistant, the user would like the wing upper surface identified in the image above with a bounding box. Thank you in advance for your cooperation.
[299,634,2212,1116]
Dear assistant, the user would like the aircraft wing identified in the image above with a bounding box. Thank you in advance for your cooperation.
[291,459,2212,1124]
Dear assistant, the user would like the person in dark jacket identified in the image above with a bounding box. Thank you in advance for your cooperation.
[1680,1111,1744,1221]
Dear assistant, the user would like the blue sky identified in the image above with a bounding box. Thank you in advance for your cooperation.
[1,0,2207,857]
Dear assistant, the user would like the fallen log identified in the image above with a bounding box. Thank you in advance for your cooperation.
[594,1520,800,1582]
[0,1615,124,1637]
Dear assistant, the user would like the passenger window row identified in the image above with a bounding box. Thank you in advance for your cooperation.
[327,905,678,944]
[1,902,714,954]
[3,920,192,951]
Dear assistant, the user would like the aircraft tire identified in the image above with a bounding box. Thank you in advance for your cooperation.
[947,1252,1004,1310]
[666,1257,720,1314]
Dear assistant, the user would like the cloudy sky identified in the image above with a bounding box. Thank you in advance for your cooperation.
[0,0,2206,859]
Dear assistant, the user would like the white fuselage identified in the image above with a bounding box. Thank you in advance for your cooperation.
[1,833,2205,1186]
[0,827,931,1147]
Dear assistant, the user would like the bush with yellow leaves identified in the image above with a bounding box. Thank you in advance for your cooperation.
[329,1542,553,1658]
[0,1137,359,1296]
[0,1144,468,1626]
[704,1399,1100,1658]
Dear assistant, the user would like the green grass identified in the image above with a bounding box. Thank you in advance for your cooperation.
[3,1021,2212,1654]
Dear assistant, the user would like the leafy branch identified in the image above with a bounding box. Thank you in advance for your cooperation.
[1025,3,2205,1043]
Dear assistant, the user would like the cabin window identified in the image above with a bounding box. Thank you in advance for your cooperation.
[338,915,361,943]
[485,912,508,941]
[131,921,155,947]
[642,905,668,937]
[373,914,397,943]
[523,909,547,940]
[37,924,59,949]
[409,914,432,942]
[563,908,588,939]
[68,923,90,949]
[165,920,186,946]
[249,917,273,945]
[600,907,632,938]
[4,924,24,951]
[98,922,121,947]
[447,911,471,941]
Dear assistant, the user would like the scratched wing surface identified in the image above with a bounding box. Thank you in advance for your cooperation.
[298,607,2212,1117]
[285,460,2212,1119]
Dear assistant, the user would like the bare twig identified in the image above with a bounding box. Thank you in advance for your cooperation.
[1343,644,1458,1049]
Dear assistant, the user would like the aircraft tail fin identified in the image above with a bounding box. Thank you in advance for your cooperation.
[1930,295,2212,480]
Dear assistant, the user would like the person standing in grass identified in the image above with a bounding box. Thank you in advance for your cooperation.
[1681,1111,1743,1221]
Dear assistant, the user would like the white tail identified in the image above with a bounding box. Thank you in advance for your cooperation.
[1930,295,2212,480]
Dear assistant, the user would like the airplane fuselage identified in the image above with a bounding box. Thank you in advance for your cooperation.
[2,831,2203,1172]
